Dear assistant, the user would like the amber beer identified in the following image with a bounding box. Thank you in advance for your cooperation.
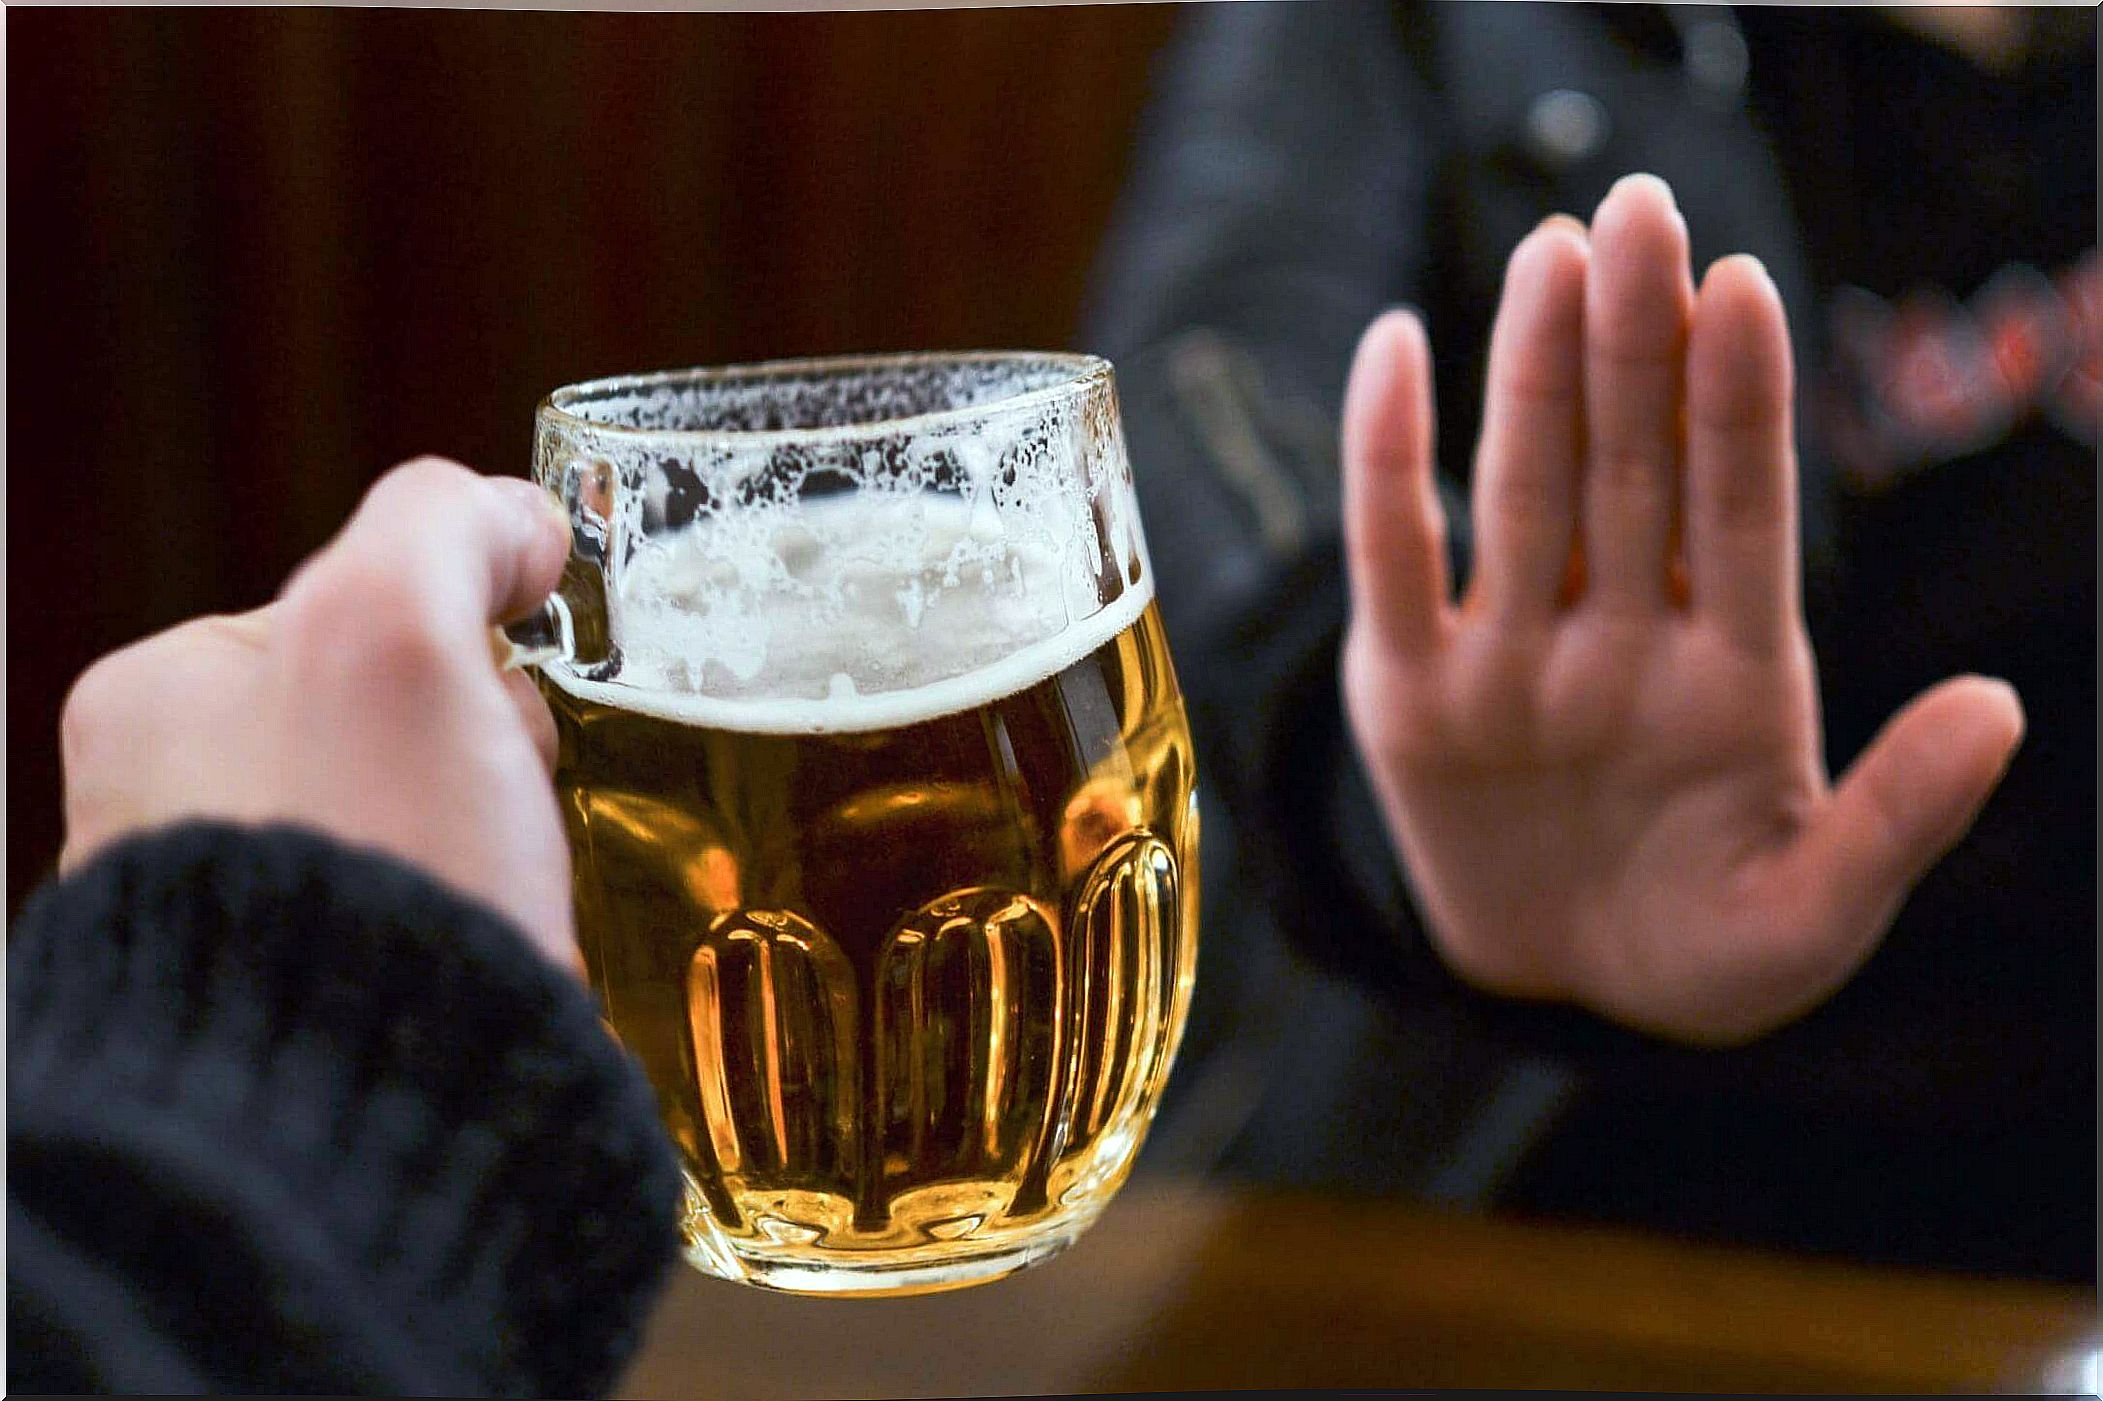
[543,535,1196,1295]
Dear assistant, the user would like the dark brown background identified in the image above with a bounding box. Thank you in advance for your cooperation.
[6,4,1183,912]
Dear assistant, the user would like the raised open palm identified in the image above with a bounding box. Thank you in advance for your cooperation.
[1339,175,2024,1045]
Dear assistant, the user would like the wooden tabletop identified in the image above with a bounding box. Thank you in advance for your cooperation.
[619,1179,2097,1397]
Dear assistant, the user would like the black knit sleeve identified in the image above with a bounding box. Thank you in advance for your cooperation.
[6,821,683,1398]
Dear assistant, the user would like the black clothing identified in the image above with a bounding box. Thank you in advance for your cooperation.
[1087,0,2095,1282]
[7,822,683,1396]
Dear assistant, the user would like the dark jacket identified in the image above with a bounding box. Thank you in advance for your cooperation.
[7,823,683,1395]
[1086,0,2095,1282]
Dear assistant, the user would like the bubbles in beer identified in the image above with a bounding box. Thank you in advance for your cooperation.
[548,597,1195,1293]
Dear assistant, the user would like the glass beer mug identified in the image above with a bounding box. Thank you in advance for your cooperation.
[512,353,1198,1297]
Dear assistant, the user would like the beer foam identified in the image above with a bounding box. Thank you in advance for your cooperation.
[536,355,1151,734]
[543,569,1152,735]
[540,493,1154,735]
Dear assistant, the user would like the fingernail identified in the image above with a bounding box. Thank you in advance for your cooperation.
[1610,171,1679,212]
[1358,305,1426,361]
[1980,674,2025,719]
[1383,302,1427,336]
[1712,252,1775,292]
[1538,212,1588,239]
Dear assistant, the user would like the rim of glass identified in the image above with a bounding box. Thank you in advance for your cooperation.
[536,350,1114,448]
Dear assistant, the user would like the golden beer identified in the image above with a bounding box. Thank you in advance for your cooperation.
[525,351,1196,1295]
[546,594,1194,1294]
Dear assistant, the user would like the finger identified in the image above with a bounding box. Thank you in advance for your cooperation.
[289,458,571,639]
[1342,308,1449,657]
[1581,173,1694,616]
[1470,215,1590,623]
[1684,255,1799,650]
[1801,676,2024,956]
[501,668,560,773]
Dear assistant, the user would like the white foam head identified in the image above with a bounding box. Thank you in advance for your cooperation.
[533,353,1151,734]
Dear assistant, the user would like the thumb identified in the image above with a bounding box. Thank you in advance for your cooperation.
[1807,674,2024,943]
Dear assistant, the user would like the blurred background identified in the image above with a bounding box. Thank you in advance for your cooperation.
[6,7,2096,1390]
[6,4,1180,912]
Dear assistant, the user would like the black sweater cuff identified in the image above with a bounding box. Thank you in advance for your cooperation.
[7,821,681,1397]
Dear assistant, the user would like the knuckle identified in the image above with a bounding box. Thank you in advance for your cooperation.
[280,555,452,686]
[59,653,130,768]
[361,457,480,521]
[384,455,475,493]
[1588,334,1680,375]
[1485,469,1561,526]
[58,621,206,767]
[1704,447,1793,530]
[1587,447,1667,494]
[193,611,271,652]
[1491,361,1579,415]
[1856,772,1916,873]
[1692,385,1777,437]
[1704,470,1761,522]
[60,613,269,767]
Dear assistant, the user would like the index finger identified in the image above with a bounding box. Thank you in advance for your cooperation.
[1343,308,1450,658]
[289,457,572,640]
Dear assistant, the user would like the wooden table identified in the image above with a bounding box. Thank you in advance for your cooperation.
[618,1179,2096,1396]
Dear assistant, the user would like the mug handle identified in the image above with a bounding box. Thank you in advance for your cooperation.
[490,460,617,676]
[494,596,574,673]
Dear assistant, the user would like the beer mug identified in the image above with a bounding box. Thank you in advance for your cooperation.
[511,353,1199,1297]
